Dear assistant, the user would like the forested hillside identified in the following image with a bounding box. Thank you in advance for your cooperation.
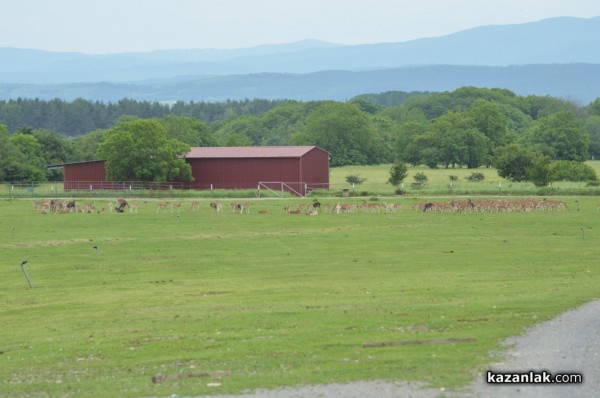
[1,87,600,185]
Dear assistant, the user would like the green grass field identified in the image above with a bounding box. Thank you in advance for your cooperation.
[1,196,599,397]
[329,161,600,196]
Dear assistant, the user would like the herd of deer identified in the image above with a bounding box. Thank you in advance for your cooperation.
[412,199,568,213]
[33,198,575,216]
[32,199,405,216]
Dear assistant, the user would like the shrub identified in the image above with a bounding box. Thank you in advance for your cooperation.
[345,174,366,186]
[466,172,485,182]
[549,160,598,182]
[413,172,428,184]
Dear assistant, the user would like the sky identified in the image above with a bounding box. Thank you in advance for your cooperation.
[1,0,600,54]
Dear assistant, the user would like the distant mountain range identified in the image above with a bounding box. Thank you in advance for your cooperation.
[1,16,599,103]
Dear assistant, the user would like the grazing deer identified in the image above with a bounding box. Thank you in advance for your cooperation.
[171,203,182,213]
[156,202,169,214]
[240,202,250,213]
[210,202,222,212]
[285,205,302,214]
[384,203,396,213]
[190,201,200,212]
[115,198,129,213]
[129,203,139,214]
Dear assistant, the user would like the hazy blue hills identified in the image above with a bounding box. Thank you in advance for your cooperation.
[1,64,598,103]
[0,16,599,102]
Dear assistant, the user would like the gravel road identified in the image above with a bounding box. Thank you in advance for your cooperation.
[188,299,599,398]
[465,298,600,398]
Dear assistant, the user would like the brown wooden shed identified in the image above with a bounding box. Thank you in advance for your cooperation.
[60,146,329,196]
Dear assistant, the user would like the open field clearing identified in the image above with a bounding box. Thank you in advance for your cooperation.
[329,161,600,196]
[1,197,599,397]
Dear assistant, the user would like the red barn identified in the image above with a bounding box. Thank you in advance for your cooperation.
[60,146,329,196]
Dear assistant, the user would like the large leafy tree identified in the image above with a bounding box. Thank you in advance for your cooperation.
[584,115,600,159]
[526,111,588,161]
[428,111,489,168]
[259,100,311,145]
[71,129,107,161]
[466,99,512,149]
[0,127,47,182]
[393,121,428,165]
[526,155,553,187]
[32,129,77,180]
[493,144,537,182]
[291,102,383,166]
[98,119,192,182]
[214,115,266,146]
[161,115,215,147]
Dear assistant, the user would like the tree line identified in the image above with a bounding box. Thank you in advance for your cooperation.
[1,87,600,184]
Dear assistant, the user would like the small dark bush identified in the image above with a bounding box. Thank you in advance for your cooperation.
[466,172,485,182]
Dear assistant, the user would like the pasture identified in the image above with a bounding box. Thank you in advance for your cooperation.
[1,196,599,397]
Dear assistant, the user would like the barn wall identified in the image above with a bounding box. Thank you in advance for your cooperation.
[188,157,300,189]
[63,161,106,191]
[300,147,329,189]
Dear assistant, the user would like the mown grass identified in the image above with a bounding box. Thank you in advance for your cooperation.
[330,161,600,196]
[1,196,599,397]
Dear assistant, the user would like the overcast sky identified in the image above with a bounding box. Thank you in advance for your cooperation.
[1,0,599,54]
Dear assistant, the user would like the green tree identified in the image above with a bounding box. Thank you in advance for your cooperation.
[345,174,366,186]
[526,111,588,161]
[8,133,48,181]
[71,129,107,161]
[493,144,537,182]
[589,98,600,116]
[215,131,252,147]
[584,116,600,160]
[98,119,192,182]
[393,121,428,164]
[522,95,579,120]
[348,98,384,114]
[428,111,489,168]
[526,155,553,187]
[291,102,383,166]
[32,129,77,180]
[462,129,490,168]
[259,101,311,145]
[387,161,409,188]
[413,172,429,186]
[214,115,266,146]
[549,160,597,182]
[467,99,512,149]
[161,115,215,147]
[405,132,439,167]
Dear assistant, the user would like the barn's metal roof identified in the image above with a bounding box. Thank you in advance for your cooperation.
[186,146,320,159]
